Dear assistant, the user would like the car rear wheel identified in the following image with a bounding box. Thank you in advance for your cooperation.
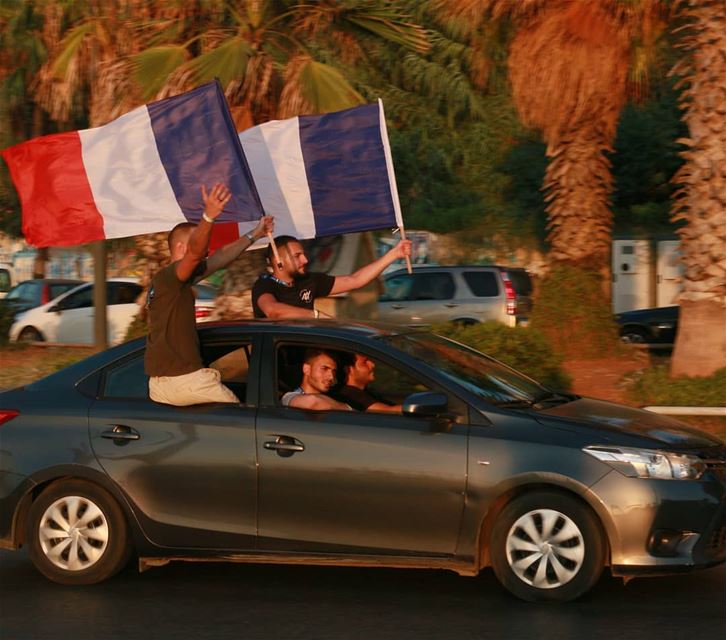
[490,492,605,602]
[18,326,44,342]
[26,480,131,585]
[620,327,648,344]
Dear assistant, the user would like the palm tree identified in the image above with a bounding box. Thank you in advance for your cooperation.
[433,0,669,355]
[669,0,726,376]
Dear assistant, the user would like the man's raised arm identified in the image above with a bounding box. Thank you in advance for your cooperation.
[329,239,412,295]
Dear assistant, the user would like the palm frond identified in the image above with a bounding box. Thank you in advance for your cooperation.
[131,45,189,101]
[187,36,254,86]
[51,21,94,79]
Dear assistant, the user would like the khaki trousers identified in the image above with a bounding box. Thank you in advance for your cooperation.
[149,368,239,406]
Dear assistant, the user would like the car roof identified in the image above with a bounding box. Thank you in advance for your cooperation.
[196,318,414,339]
[385,265,526,275]
[12,278,83,285]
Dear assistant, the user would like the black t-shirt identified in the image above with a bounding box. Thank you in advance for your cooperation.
[334,384,383,412]
[251,272,335,318]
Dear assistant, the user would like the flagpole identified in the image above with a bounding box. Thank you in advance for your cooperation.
[398,226,413,274]
[267,232,283,268]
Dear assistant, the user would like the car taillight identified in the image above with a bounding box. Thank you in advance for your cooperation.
[503,278,517,315]
[0,410,19,426]
[195,307,212,319]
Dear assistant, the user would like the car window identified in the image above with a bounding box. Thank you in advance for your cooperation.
[275,343,431,410]
[0,269,10,293]
[194,284,218,301]
[203,342,253,402]
[506,270,532,296]
[103,354,148,399]
[462,271,499,297]
[109,282,142,305]
[5,282,35,304]
[380,274,413,302]
[50,283,80,299]
[60,286,93,310]
[410,273,455,301]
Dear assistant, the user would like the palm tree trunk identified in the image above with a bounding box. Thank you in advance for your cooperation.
[670,0,726,377]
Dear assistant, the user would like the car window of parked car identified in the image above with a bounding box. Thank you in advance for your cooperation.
[103,354,148,399]
[109,282,142,305]
[0,269,10,293]
[5,282,36,304]
[49,283,79,299]
[410,273,455,301]
[59,286,93,310]
[506,270,533,296]
[380,274,413,302]
[383,333,546,406]
[462,271,499,297]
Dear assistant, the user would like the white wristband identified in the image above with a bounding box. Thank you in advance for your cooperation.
[314,309,320,319]
[202,213,214,224]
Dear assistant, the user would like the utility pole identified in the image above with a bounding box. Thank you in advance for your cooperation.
[92,240,107,350]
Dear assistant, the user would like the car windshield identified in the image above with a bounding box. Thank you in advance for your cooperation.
[382,333,547,405]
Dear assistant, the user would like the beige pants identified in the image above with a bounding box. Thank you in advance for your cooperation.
[149,368,239,406]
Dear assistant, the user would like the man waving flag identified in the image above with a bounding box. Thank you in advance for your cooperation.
[1,81,264,248]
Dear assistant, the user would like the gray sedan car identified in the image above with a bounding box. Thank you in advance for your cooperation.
[0,320,723,602]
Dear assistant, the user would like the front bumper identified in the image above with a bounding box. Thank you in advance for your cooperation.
[590,467,725,575]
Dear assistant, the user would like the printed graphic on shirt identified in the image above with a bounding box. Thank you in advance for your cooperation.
[300,289,312,303]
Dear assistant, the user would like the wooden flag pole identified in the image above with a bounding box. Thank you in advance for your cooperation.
[267,232,283,268]
[398,226,413,274]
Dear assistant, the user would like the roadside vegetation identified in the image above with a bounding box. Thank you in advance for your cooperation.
[626,366,726,407]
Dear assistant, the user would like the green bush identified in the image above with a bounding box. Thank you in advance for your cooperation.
[627,366,726,406]
[433,321,572,391]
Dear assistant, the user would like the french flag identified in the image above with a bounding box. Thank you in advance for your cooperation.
[1,81,264,248]
[212,100,404,248]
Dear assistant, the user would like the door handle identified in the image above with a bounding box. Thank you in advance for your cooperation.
[264,435,304,457]
[101,425,140,441]
[444,303,459,308]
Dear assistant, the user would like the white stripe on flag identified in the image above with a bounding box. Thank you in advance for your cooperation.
[79,106,186,239]
[377,99,404,229]
[239,117,317,240]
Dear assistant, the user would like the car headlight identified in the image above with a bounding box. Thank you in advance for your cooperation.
[583,446,705,480]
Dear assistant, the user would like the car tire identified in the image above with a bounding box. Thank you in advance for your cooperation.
[26,480,132,585]
[489,491,605,603]
[619,327,649,344]
[18,326,44,342]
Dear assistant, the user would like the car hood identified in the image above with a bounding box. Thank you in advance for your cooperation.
[536,397,721,448]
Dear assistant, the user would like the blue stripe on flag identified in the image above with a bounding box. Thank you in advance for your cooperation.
[147,81,264,223]
[298,103,397,236]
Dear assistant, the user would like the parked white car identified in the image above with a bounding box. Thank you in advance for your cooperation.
[9,278,142,345]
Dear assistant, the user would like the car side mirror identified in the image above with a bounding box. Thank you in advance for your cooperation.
[402,391,449,418]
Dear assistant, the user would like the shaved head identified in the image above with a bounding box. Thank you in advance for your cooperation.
[168,222,196,252]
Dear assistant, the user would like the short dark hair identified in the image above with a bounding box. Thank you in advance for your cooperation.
[168,222,196,251]
[339,352,357,377]
[267,235,300,263]
[303,348,335,365]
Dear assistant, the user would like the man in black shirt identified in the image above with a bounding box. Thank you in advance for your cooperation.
[252,235,411,319]
[334,352,401,413]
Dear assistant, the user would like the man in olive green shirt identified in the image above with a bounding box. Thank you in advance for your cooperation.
[145,182,273,405]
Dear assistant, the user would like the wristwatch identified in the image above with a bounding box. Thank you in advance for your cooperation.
[244,231,256,243]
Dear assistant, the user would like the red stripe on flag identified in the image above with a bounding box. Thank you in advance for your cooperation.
[209,221,241,252]
[1,132,105,248]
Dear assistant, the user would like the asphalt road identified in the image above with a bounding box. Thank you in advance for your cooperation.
[1,549,724,640]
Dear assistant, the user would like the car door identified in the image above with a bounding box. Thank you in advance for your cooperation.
[54,284,94,343]
[88,336,261,549]
[255,335,469,557]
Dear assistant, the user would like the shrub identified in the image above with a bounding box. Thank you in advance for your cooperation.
[627,366,726,406]
[432,321,572,391]
[530,264,619,359]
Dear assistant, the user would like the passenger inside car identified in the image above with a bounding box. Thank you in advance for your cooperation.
[279,348,351,411]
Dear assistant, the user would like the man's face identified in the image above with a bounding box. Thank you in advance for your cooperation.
[302,354,337,393]
[281,241,309,280]
[348,354,375,388]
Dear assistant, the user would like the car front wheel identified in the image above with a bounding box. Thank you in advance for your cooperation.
[490,491,605,602]
[18,326,44,342]
[26,480,131,585]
